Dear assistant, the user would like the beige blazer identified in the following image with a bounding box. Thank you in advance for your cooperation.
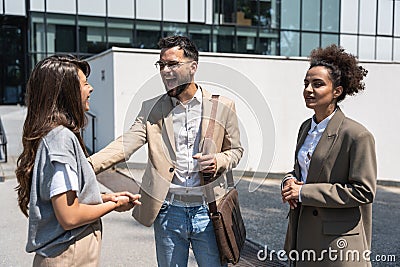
[284,108,377,267]
[89,88,243,226]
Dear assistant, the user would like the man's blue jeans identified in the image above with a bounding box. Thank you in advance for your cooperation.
[153,201,226,267]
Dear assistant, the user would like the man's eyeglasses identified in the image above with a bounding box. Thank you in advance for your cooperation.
[154,60,193,71]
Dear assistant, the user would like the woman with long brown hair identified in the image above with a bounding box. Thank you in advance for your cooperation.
[16,55,141,266]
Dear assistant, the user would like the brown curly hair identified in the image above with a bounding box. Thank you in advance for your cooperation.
[15,55,90,217]
[309,44,368,102]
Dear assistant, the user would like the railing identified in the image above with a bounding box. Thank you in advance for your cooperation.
[0,118,7,163]
[82,111,96,155]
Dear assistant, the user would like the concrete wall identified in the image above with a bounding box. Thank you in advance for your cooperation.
[87,47,400,181]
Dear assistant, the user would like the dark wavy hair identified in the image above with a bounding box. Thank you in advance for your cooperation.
[309,44,368,102]
[158,35,199,62]
[15,55,90,217]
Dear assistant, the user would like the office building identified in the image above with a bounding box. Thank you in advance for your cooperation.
[1,0,399,104]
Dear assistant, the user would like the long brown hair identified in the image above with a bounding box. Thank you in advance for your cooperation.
[15,55,91,217]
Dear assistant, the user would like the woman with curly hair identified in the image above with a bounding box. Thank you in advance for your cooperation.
[15,55,141,266]
[281,44,377,267]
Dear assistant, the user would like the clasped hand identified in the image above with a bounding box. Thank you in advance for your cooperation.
[193,153,217,174]
[102,192,141,212]
[281,178,303,209]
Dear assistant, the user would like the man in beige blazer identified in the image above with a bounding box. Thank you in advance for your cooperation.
[89,36,243,266]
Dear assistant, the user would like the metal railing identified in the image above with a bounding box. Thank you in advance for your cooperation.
[0,118,7,163]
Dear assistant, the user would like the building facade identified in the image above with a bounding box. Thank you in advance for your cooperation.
[1,0,399,104]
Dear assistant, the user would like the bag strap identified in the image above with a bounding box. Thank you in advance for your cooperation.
[203,95,234,214]
[202,95,219,185]
[205,95,219,139]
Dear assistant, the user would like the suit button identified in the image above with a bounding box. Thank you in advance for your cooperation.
[312,210,318,216]
[169,167,174,173]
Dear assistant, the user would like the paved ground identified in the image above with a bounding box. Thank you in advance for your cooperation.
[1,105,399,266]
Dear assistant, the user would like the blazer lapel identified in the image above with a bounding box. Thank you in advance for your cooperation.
[294,120,311,180]
[161,95,176,155]
[295,120,311,157]
[307,108,345,183]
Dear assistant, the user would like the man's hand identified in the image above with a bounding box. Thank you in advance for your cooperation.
[281,178,303,209]
[193,153,217,174]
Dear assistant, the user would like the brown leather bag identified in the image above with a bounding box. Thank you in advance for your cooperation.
[203,95,246,265]
[209,174,246,265]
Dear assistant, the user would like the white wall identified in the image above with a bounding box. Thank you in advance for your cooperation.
[85,52,115,152]
[87,47,400,181]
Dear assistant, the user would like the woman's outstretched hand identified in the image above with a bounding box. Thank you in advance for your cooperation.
[102,192,142,212]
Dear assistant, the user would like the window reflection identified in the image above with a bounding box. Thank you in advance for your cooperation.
[0,17,26,104]
[135,21,161,49]
[189,25,211,52]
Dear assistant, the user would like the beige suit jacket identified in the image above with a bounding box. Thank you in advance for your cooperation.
[283,108,377,267]
[89,87,243,226]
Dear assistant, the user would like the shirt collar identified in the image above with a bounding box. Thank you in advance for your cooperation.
[309,109,337,134]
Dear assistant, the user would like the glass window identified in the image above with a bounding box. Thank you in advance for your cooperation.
[206,0,213,24]
[394,38,400,61]
[219,0,235,24]
[237,26,257,54]
[213,26,234,53]
[163,22,187,37]
[302,0,320,31]
[213,0,221,24]
[395,1,400,37]
[164,0,187,23]
[377,0,393,35]
[135,21,161,49]
[55,25,76,53]
[322,0,339,33]
[259,37,278,55]
[79,16,107,54]
[0,17,25,104]
[4,0,25,16]
[190,0,205,23]
[259,28,279,55]
[188,24,211,52]
[30,0,44,12]
[78,0,106,16]
[46,14,76,54]
[301,32,319,57]
[359,0,377,35]
[281,0,300,30]
[108,18,134,48]
[340,0,358,34]
[47,0,75,14]
[237,0,259,27]
[376,37,392,61]
[321,34,338,48]
[108,0,134,19]
[270,0,279,29]
[358,36,375,60]
[136,0,161,20]
[340,34,358,56]
[31,13,46,53]
[259,0,275,29]
[280,30,300,57]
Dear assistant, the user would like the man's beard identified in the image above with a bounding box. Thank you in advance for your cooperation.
[167,83,189,98]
